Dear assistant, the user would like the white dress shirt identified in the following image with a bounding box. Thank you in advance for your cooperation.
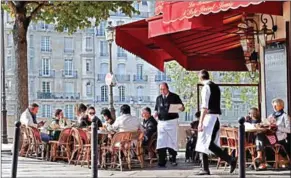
[201,80,211,110]
[106,114,143,132]
[20,108,38,128]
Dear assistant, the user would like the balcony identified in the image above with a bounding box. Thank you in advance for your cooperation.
[97,74,106,82]
[155,75,171,82]
[114,96,131,103]
[37,92,80,100]
[115,74,130,82]
[41,48,52,53]
[96,96,108,103]
[62,70,78,78]
[39,70,55,78]
[64,49,74,53]
[133,75,148,82]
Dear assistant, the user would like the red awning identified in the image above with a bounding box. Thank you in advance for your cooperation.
[116,1,284,72]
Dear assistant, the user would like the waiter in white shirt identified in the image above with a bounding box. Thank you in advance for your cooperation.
[154,82,184,167]
[195,70,237,175]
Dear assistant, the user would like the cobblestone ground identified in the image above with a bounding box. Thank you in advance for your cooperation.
[1,153,290,178]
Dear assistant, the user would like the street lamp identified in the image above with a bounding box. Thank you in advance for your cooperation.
[1,7,8,144]
[105,21,116,120]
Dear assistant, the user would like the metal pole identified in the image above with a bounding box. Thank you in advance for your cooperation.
[91,117,98,178]
[1,6,8,144]
[238,117,246,178]
[11,121,21,178]
[108,41,116,120]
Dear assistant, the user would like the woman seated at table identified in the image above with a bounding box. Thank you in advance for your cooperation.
[255,98,290,169]
[246,107,261,124]
[101,108,114,125]
[50,109,69,140]
[87,106,103,129]
[74,103,91,128]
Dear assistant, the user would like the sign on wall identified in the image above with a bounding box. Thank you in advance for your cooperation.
[264,43,288,116]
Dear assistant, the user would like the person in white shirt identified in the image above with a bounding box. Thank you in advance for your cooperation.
[20,103,51,142]
[105,104,142,133]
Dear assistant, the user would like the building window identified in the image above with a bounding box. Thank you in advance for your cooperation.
[41,104,51,118]
[7,34,12,47]
[116,20,124,26]
[65,105,74,120]
[133,2,140,10]
[64,37,73,52]
[137,86,143,100]
[101,85,108,102]
[96,21,106,36]
[137,64,143,79]
[86,82,92,96]
[42,82,51,93]
[29,35,33,48]
[142,0,148,6]
[100,41,108,56]
[40,21,49,30]
[6,56,12,70]
[100,63,108,74]
[117,63,126,75]
[41,36,51,52]
[118,86,125,102]
[117,46,127,57]
[64,59,73,75]
[85,36,93,51]
[29,80,34,97]
[42,58,50,75]
[29,56,34,71]
[64,82,74,94]
[86,59,91,73]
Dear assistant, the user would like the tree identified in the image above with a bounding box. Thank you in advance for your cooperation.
[2,1,138,120]
[165,61,259,112]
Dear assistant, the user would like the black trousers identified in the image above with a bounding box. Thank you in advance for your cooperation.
[157,147,177,165]
[200,118,232,171]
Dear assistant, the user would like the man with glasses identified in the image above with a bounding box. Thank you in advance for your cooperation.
[87,106,103,129]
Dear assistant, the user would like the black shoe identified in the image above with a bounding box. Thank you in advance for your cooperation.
[230,157,238,173]
[158,163,166,168]
[197,169,210,175]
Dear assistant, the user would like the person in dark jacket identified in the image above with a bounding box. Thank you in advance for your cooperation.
[141,107,158,146]
[87,106,103,129]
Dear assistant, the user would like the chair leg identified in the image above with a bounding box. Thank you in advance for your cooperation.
[127,149,131,170]
[118,149,123,171]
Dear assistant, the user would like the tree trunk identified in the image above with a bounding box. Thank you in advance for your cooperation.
[13,6,30,121]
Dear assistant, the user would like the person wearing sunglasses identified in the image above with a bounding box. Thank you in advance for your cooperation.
[87,106,103,129]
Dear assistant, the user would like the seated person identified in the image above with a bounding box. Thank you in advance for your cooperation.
[185,111,200,162]
[255,98,290,169]
[104,104,143,133]
[101,108,114,125]
[49,109,69,140]
[20,103,51,143]
[245,107,261,124]
[75,103,91,128]
[141,107,157,146]
[87,106,103,129]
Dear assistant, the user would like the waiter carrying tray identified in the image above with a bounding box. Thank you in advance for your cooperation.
[195,70,237,175]
[154,82,185,167]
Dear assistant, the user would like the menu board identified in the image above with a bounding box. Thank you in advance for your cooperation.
[264,43,288,116]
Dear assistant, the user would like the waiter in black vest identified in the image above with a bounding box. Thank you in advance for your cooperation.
[195,70,237,175]
[154,82,184,167]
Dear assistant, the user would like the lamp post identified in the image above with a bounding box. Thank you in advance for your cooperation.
[105,21,116,120]
[1,8,8,144]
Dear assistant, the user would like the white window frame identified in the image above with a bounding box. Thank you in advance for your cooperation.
[97,21,106,36]
[42,81,51,93]
[64,37,73,52]
[85,36,93,51]
[117,47,127,57]
[7,34,12,47]
[119,86,125,102]
[42,58,51,76]
[41,104,51,118]
[137,64,143,79]
[41,36,51,52]
[117,63,126,75]
[86,82,92,96]
[101,85,108,102]
[100,41,108,56]
[65,105,74,120]
[64,59,73,76]
[86,59,91,73]
[6,56,12,70]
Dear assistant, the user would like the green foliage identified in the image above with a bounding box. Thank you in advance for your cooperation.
[165,61,259,111]
[4,1,138,34]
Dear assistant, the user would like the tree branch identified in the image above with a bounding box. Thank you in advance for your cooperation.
[7,1,16,14]
[27,2,47,22]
